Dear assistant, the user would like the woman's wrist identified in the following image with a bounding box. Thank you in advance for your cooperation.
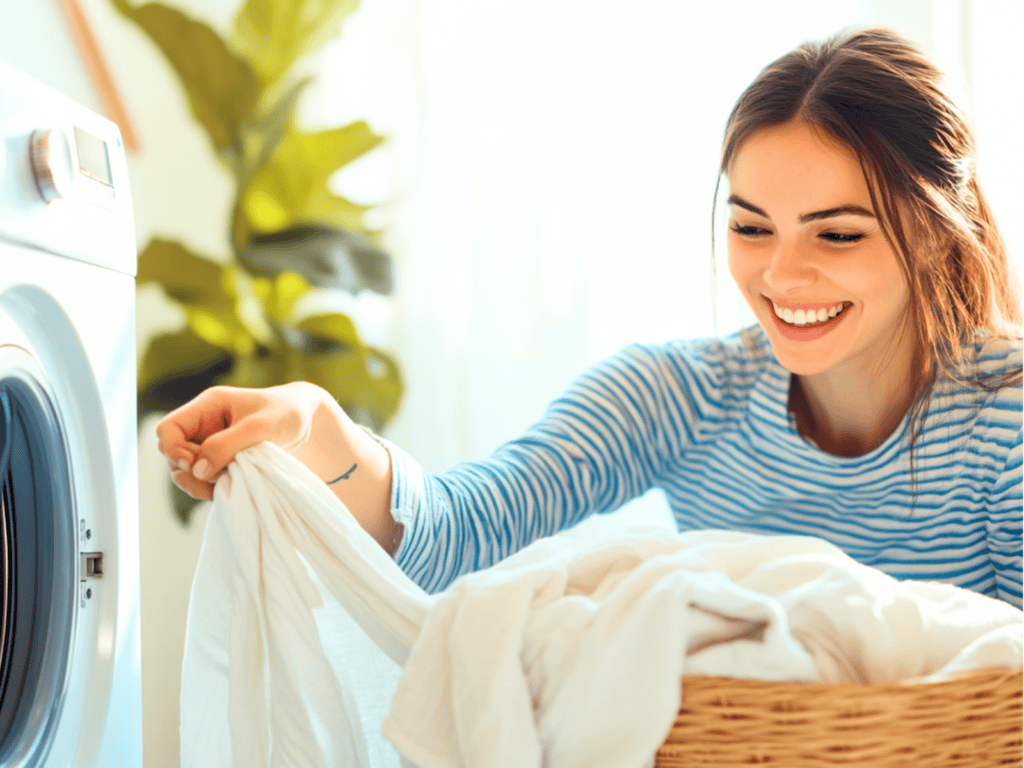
[297,397,398,553]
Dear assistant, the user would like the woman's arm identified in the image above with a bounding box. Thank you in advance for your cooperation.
[158,341,710,583]
[157,382,401,554]
[389,341,710,592]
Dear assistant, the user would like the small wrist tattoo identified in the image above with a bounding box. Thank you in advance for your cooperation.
[327,463,357,484]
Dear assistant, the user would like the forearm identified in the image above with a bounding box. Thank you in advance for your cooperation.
[297,398,400,555]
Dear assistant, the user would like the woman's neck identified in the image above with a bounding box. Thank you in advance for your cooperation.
[789,335,923,457]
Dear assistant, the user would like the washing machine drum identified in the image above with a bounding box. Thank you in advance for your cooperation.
[0,376,76,760]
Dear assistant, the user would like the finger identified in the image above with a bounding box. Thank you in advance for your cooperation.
[161,439,201,470]
[170,469,214,501]
[167,454,190,473]
[157,386,245,449]
[191,412,274,480]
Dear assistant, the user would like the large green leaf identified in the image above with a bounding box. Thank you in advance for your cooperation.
[218,349,288,390]
[302,190,373,233]
[279,307,403,428]
[260,270,312,325]
[112,0,260,151]
[323,348,403,428]
[240,223,393,293]
[137,238,233,309]
[241,122,382,232]
[297,121,385,170]
[185,306,262,357]
[299,312,360,346]
[231,0,360,86]
[137,327,232,413]
[244,76,313,178]
[292,343,402,429]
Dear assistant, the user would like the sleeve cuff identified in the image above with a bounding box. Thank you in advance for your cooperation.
[374,435,430,571]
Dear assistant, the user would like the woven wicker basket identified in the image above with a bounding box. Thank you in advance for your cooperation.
[655,667,1023,767]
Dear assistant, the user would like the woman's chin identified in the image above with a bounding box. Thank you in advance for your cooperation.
[758,326,845,377]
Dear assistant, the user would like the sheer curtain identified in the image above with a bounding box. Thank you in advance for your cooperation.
[309,0,1022,531]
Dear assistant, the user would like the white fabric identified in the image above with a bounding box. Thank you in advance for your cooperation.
[181,443,1023,768]
[383,531,1023,768]
[181,442,430,768]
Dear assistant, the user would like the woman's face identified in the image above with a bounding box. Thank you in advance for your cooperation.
[727,120,914,378]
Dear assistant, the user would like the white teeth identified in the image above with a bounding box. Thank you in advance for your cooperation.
[772,300,847,326]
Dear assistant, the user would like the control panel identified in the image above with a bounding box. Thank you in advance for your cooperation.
[0,58,135,277]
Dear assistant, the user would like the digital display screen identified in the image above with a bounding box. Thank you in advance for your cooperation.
[73,126,112,186]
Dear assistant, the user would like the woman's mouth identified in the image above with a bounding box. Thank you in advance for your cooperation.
[762,296,852,341]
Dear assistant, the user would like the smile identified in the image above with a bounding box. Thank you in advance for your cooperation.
[770,299,849,326]
[762,296,852,340]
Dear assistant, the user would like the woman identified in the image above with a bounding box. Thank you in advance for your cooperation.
[159,27,1023,606]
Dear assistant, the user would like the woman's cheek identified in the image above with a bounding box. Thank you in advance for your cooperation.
[727,241,762,289]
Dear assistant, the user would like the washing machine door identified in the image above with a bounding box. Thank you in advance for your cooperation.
[0,351,77,766]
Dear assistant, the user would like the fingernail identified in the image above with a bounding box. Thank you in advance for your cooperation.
[177,458,191,472]
[192,459,212,481]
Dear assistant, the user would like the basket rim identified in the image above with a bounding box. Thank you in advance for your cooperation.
[679,665,1023,692]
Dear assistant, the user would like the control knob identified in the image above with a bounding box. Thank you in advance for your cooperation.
[30,128,74,203]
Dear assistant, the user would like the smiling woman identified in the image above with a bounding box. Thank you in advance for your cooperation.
[717,26,1021,463]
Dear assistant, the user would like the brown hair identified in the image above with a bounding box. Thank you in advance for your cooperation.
[712,26,1022,499]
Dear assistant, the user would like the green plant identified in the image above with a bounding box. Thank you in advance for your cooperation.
[114,0,403,524]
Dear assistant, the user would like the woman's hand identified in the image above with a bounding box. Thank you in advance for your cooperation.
[157,382,327,498]
[156,382,400,553]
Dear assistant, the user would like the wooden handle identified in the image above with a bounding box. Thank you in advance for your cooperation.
[57,0,139,153]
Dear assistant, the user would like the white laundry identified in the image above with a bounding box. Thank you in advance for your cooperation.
[180,442,430,768]
[180,442,1024,768]
[383,529,1023,768]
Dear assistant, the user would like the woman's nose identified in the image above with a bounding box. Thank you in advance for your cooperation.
[762,240,816,294]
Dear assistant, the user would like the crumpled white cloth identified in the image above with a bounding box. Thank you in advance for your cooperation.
[181,442,1024,768]
[181,442,428,768]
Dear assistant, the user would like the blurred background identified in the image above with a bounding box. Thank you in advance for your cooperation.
[2,0,1022,765]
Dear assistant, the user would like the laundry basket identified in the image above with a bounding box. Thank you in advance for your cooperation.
[655,666,1023,766]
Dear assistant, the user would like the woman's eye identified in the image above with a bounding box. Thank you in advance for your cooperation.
[820,232,864,244]
[729,225,769,237]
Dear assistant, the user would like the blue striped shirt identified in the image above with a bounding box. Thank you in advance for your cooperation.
[387,325,1023,607]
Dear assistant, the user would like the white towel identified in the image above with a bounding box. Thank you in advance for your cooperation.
[180,443,1023,768]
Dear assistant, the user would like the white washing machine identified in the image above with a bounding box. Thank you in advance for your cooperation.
[0,59,142,766]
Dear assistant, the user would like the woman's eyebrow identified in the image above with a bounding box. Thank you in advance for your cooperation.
[799,205,876,223]
[727,194,875,222]
[727,194,769,217]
